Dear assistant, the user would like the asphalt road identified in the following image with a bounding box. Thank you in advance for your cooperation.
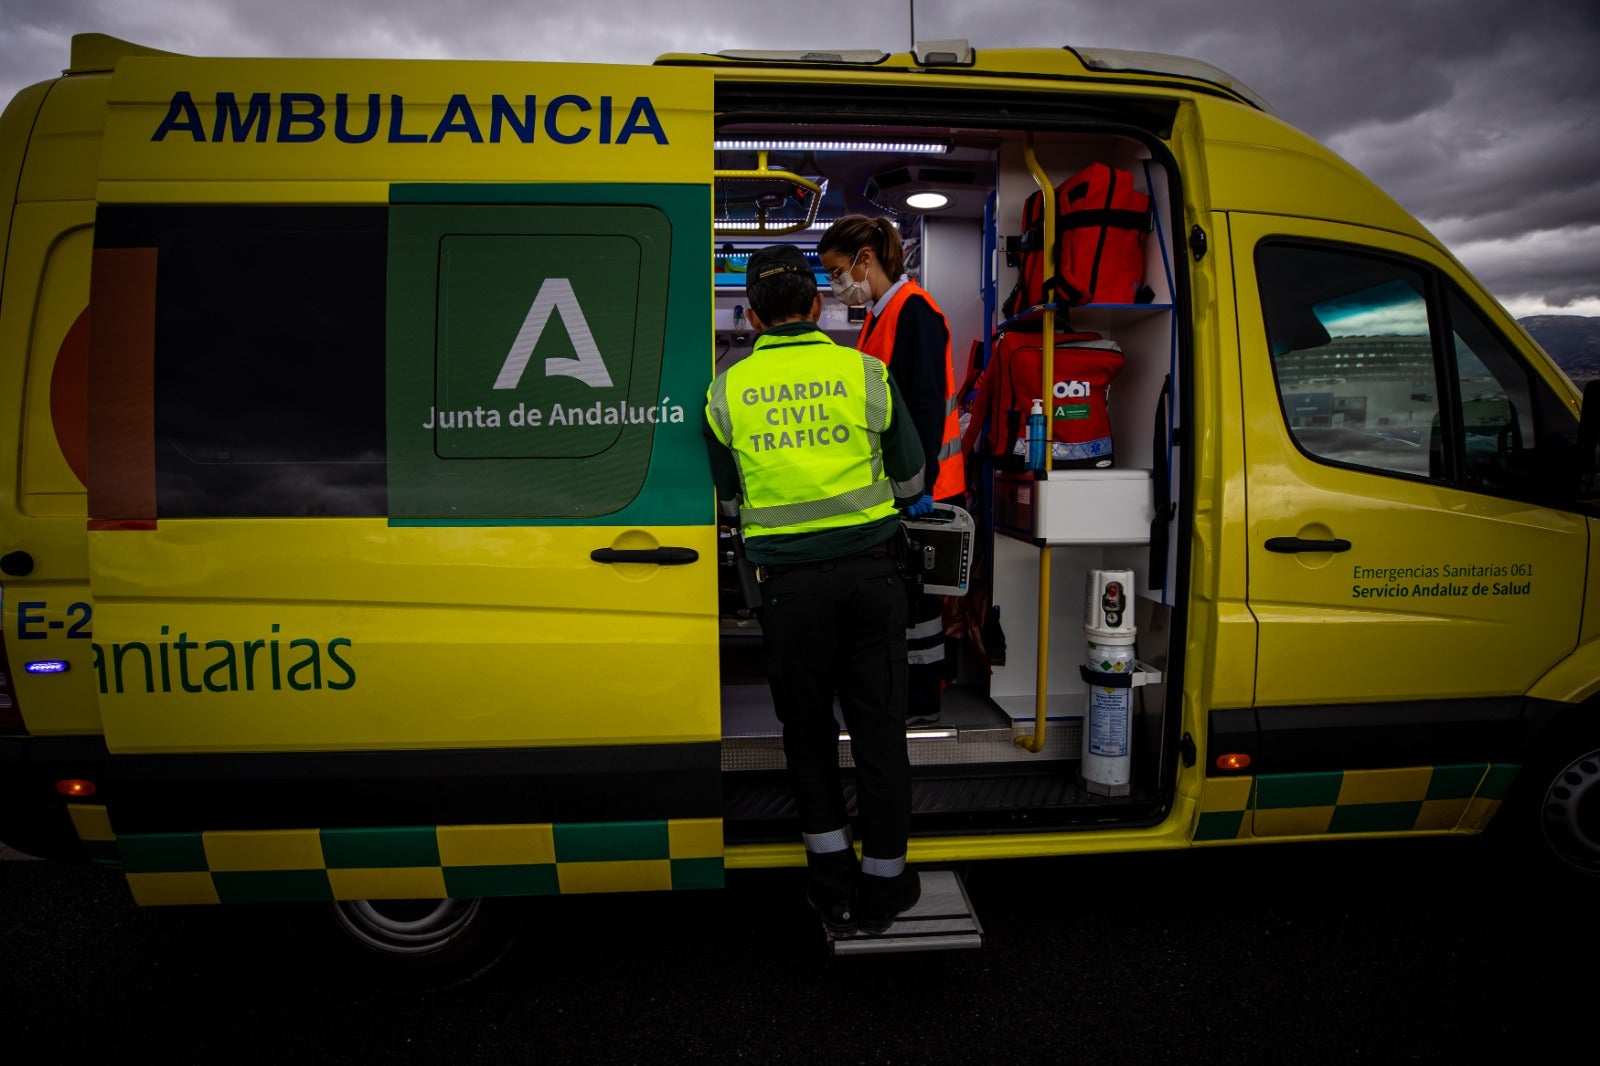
[0,835,1584,1064]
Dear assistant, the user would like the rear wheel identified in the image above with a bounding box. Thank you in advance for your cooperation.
[289,896,526,988]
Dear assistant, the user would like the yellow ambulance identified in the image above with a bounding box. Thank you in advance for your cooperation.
[2,33,1596,980]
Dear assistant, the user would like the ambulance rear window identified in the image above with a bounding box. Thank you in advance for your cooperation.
[97,205,388,518]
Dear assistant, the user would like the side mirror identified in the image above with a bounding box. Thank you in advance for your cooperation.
[1577,379,1600,490]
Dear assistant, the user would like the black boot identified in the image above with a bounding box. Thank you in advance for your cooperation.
[804,848,860,936]
[856,868,921,935]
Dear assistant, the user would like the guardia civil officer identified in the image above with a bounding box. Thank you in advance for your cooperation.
[704,244,927,936]
[819,216,966,726]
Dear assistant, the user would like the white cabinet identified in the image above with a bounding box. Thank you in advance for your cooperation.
[993,469,1154,545]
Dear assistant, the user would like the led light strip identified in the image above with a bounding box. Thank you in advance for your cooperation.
[715,139,949,154]
[713,219,840,232]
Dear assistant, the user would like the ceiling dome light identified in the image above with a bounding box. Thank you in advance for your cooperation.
[904,191,950,210]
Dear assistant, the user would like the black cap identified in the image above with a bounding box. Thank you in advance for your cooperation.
[746,244,811,282]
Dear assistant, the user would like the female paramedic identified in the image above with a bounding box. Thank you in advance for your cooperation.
[818,216,966,726]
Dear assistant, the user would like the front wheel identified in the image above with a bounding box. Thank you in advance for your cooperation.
[1497,716,1600,880]
[1536,741,1600,877]
[288,896,526,988]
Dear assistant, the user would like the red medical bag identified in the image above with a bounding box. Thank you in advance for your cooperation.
[1001,162,1152,317]
[962,329,1124,469]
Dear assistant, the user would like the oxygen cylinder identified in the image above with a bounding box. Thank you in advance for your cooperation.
[1081,568,1136,797]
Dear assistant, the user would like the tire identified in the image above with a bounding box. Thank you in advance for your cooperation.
[1535,740,1600,877]
[288,896,527,989]
[1499,716,1600,880]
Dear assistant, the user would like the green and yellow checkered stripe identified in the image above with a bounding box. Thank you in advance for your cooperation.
[67,811,723,906]
[1193,763,1518,842]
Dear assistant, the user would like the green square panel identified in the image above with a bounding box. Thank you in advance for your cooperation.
[553,820,670,863]
[1254,771,1344,810]
[320,826,441,869]
[118,832,209,873]
[389,202,673,519]
[444,864,561,898]
[213,869,334,904]
[670,856,724,890]
[1425,763,1488,801]
[1193,810,1247,842]
[1327,801,1423,834]
[1479,763,1519,800]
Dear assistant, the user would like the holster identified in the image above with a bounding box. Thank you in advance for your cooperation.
[728,529,763,611]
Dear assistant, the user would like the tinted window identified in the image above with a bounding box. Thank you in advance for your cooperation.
[1446,287,1578,499]
[1256,241,1581,507]
[1257,244,1439,478]
[101,206,387,517]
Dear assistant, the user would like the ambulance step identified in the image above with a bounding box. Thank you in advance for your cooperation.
[827,870,983,955]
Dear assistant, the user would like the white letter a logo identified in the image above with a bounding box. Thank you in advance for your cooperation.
[492,278,613,390]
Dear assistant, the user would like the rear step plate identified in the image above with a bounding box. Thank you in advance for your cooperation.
[827,870,983,955]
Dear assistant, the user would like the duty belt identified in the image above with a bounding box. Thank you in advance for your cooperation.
[753,540,893,584]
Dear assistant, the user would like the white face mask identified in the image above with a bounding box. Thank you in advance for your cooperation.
[828,253,873,307]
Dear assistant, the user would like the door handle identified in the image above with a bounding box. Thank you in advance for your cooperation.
[1264,537,1351,554]
[590,547,700,565]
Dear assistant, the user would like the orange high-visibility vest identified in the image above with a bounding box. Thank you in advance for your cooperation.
[858,280,966,501]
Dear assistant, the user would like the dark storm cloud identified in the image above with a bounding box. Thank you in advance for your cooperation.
[0,0,1595,310]
[1441,225,1600,309]
[917,0,1600,309]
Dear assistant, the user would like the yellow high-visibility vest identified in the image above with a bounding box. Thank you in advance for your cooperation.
[706,327,899,538]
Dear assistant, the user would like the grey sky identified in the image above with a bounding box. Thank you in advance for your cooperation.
[2,0,1596,316]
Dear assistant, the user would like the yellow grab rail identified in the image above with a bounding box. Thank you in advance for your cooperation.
[713,150,824,236]
[1015,132,1056,754]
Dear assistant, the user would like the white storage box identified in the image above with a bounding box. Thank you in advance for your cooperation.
[993,470,1154,545]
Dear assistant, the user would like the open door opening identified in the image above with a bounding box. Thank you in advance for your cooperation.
[709,86,1190,845]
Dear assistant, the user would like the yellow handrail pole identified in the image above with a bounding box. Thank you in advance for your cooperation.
[1016,133,1056,754]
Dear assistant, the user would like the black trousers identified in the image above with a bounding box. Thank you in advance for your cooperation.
[906,588,946,714]
[758,549,911,861]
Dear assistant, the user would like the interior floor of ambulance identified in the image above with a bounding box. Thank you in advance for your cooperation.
[717,607,1171,846]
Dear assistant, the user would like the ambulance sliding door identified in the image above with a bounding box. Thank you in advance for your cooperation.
[85,58,722,903]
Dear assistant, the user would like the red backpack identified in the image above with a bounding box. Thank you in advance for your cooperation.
[1001,162,1152,318]
[962,330,1125,469]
